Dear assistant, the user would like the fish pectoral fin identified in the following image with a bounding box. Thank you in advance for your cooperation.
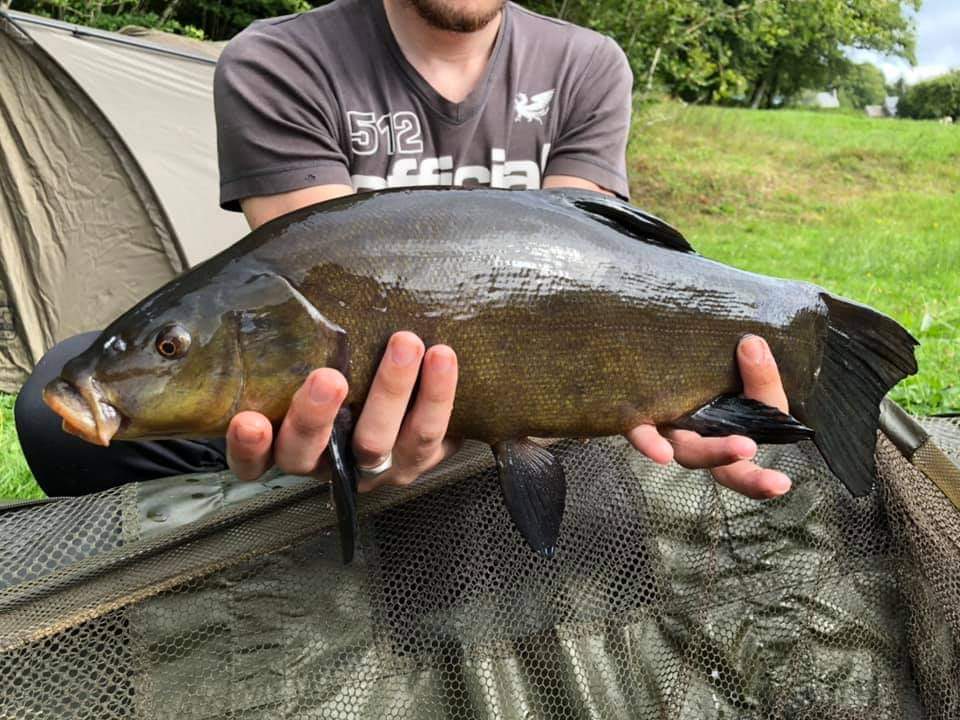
[327,408,358,564]
[493,438,567,559]
[670,395,814,444]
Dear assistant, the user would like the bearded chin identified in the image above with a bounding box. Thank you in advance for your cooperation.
[405,0,506,32]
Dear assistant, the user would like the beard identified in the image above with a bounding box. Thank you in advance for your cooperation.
[405,0,506,33]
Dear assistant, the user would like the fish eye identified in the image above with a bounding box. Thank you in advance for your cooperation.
[155,325,191,359]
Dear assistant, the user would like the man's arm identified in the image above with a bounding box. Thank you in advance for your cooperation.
[241,185,355,231]
[218,27,791,499]
[242,178,609,230]
[213,26,465,489]
[543,38,791,498]
[231,179,612,487]
[223,182,463,492]
[546,176,792,497]
[232,179,792,500]
[542,175,612,194]
[542,36,633,199]
[228,183,463,488]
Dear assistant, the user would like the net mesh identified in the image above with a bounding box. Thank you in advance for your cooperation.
[1,417,958,719]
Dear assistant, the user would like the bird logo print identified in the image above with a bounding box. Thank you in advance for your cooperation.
[514,89,555,124]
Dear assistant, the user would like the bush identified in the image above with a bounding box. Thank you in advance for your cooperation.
[898,71,960,120]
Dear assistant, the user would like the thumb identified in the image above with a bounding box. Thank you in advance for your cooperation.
[737,335,789,413]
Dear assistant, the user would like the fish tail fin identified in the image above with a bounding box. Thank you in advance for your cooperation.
[805,294,918,496]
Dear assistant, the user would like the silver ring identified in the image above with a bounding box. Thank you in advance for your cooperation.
[356,452,393,479]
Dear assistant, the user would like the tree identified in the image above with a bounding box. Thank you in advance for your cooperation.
[837,62,888,109]
[898,70,960,119]
[887,76,908,97]
[11,0,922,107]
[738,0,920,108]
[520,0,920,107]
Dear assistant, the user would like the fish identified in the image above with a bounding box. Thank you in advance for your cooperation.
[43,187,919,562]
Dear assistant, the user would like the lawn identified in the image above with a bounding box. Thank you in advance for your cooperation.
[628,102,959,415]
[0,394,43,500]
[2,102,958,499]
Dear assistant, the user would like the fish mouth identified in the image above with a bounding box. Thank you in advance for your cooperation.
[43,377,123,447]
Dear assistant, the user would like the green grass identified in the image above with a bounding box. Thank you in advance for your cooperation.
[2,103,958,499]
[628,102,960,416]
[0,394,44,500]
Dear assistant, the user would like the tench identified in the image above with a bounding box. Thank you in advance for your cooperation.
[43,188,918,561]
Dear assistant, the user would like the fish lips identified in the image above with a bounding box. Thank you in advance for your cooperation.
[43,377,124,447]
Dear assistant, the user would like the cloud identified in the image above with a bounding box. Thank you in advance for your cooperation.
[914,0,960,67]
[845,49,949,84]
[875,59,951,85]
[845,0,958,85]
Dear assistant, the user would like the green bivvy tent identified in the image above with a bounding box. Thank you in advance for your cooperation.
[0,9,247,392]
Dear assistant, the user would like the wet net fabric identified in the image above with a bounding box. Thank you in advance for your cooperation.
[1,418,958,719]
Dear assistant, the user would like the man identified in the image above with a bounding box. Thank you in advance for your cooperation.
[16,0,792,500]
[211,0,793,499]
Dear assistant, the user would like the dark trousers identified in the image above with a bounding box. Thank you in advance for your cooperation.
[15,332,228,497]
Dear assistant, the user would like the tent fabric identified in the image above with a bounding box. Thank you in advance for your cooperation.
[0,11,247,392]
[0,411,958,719]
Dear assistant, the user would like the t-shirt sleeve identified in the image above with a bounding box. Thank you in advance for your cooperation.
[214,28,351,212]
[545,36,633,199]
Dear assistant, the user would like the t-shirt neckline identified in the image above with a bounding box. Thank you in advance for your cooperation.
[371,0,512,125]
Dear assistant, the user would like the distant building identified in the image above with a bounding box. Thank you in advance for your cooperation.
[813,88,840,109]
[865,105,885,118]
[884,96,899,117]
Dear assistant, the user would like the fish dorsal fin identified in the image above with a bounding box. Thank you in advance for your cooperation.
[549,190,694,254]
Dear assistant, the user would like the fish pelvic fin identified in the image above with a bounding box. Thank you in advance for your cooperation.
[671,396,814,444]
[802,293,919,496]
[493,438,566,558]
[327,408,359,564]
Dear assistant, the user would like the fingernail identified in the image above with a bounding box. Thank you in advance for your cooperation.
[390,337,420,367]
[236,424,263,445]
[771,473,792,495]
[740,335,765,365]
[734,438,758,460]
[310,374,334,403]
[430,348,454,372]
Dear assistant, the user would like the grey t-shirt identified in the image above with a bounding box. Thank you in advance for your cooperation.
[214,0,633,211]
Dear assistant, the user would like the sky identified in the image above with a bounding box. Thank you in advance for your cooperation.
[847,0,959,84]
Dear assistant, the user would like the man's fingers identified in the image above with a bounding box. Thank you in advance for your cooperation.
[622,337,792,499]
[665,429,757,469]
[226,411,274,481]
[358,438,462,494]
[352,332,424,468]
[738,335,789,412]
[390,345,458,486]
[625,424,674,465]
[711,460,792,499]
[630,423,792,498]
[274,368,348,475]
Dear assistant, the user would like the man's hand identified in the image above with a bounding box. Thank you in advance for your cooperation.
[226,331,460,492]
[626,334,792,499]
